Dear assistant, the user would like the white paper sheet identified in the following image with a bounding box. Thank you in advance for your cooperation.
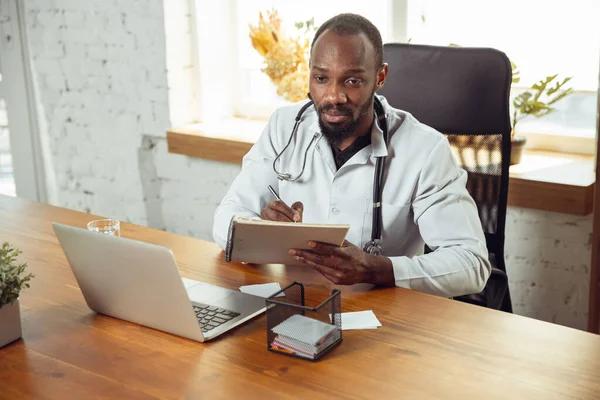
[239,282,284,298]
[341,310,382,330]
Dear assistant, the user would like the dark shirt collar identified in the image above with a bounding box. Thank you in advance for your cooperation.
[331,133,372,170]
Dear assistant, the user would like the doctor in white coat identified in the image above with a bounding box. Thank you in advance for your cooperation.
[213,13,491,298]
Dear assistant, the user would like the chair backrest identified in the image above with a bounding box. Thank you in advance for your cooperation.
[378,43,512,259]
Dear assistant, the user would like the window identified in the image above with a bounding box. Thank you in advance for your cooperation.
[410,0,600,140]
[188,0,599,151]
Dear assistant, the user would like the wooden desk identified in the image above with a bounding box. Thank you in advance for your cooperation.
[1,195,599,399]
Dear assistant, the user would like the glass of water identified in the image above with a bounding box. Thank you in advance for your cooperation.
[87,219,120,236]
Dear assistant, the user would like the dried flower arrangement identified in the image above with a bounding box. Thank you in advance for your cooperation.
[248,10,317,103]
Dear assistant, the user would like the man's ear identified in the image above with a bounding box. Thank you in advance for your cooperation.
[375,63,388,91]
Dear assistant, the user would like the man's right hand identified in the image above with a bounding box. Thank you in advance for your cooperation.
[260,200,303,223]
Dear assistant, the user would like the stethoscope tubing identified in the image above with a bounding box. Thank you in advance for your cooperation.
[272,97,390,255]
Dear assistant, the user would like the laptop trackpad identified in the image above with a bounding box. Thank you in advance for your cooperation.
[186,282,232,304]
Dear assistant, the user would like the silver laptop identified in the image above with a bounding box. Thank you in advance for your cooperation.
[52,223,266,342]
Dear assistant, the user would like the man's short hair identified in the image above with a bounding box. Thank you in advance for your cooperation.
[311,13,384,69]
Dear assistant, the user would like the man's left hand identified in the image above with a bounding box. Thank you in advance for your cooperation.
[289,240,395,286]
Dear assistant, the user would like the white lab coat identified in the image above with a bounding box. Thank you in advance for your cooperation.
[213,95,491,298]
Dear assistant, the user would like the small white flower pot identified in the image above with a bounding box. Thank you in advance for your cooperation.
[0,300,22,348]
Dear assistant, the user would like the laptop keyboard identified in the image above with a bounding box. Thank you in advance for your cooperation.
[193,304,241,333]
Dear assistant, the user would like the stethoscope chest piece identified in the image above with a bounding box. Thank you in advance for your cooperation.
[363,238,383,255]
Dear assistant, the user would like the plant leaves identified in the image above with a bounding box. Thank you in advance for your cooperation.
[547,76,573,96]
[518,101,551,117]
[547,87,574,105]
[513,92,532,108]
[0,242,33,307]
[510,61,520,84]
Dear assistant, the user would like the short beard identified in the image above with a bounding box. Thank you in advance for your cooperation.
[317,95,373,148]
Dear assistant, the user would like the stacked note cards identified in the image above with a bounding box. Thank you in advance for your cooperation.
[270,314,341,360]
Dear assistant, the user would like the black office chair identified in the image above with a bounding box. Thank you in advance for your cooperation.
[378,43,512,312]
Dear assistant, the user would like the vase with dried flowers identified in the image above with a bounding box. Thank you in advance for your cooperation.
[249,10,317,103]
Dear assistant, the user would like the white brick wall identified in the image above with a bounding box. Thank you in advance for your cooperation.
[23,0,593,331]
[26,0,171,224]
[505,208,592,330]
[140,136,240,239]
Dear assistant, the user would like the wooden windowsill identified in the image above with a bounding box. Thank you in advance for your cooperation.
[507,150,594,215]
[167,121,263,165]
[167,124,595,216]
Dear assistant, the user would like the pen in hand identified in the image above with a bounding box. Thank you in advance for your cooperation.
[268,185,298,223]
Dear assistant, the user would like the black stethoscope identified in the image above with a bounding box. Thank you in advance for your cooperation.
[272,96,391,256]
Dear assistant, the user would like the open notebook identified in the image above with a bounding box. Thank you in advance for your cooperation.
[225,217,350,265]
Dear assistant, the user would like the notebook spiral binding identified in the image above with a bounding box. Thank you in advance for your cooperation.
[225,217,237,262]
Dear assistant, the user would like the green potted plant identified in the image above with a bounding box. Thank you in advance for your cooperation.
[447,46,574,165]
[0,242,33,348]
[510,71,573,165]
